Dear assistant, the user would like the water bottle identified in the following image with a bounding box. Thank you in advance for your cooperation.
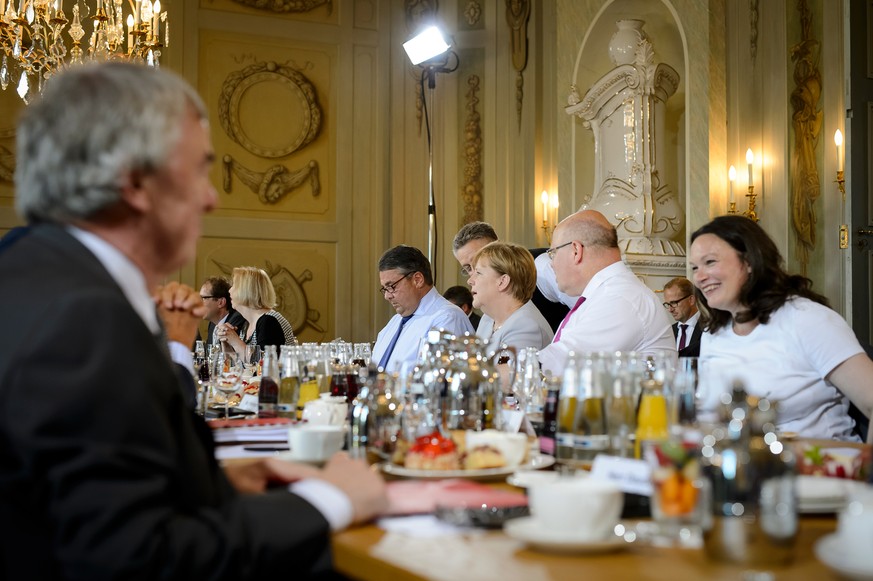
[701,380,797,566]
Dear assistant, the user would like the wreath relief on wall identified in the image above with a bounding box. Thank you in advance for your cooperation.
[219,60,322,204]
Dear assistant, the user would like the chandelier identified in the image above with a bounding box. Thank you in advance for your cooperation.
[0,0,168,102]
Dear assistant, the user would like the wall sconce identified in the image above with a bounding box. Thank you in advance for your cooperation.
[540,190,559,243]
[727,165,737,214]
[835,129,848,249]
[743,148,759,222]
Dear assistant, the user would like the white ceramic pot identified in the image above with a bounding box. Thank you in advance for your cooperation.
[302,393,348,427]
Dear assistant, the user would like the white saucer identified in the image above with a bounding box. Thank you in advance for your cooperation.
[504,517,627,555]
[797,476,862,513]
[506,469,588,489]
[275,450,328,467]
[815,533,873,580]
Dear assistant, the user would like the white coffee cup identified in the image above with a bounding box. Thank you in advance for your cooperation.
[528,478,623,540]
[837,485,873,556]
[288,425,344,461]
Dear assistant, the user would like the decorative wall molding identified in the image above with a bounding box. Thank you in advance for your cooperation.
[789,0,822,275]
[462,75,483,223]
[464,0,481,26]
[218,61,322,158]
[228,0,331,14]
[505,0,530,130]
[222,155,321,203]
[405,0,438,32]
[750,0,759,63]
[0,127,13,184]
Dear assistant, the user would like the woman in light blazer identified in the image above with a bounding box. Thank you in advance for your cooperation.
[467,242,554,357]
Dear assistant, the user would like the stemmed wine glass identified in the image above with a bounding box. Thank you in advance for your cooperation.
[212,351,244,419]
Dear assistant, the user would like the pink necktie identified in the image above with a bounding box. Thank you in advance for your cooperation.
[678,324,688,351]
[553,296,586,343]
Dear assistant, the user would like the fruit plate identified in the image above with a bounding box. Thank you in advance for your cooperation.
[379,453,555,481]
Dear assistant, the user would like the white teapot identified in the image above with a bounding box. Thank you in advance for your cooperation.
[302,393,348,427]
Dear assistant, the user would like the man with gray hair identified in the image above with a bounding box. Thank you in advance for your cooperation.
[0,62,386,579]
[372,245,473,370]
[538,210,676,375]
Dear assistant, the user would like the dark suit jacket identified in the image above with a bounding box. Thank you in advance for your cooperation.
[207,307,248,345]
[672,321,703,358]
[0,224,331,579]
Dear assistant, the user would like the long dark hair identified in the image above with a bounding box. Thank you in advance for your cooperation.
[690,215,829,332]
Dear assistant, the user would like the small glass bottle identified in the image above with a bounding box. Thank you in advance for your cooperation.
[635,377,669,458]
[539,374,561,456]
[278,346,300,420]
[258,345,279,419]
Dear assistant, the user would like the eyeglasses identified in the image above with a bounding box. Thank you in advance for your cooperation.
[662,294,691,309]
[379,272,413,296]
[546,241,574,260]
[460,265,473,277]
[200,295,217,300]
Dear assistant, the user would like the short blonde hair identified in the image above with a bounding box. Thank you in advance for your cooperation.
[231,266,277,309]
[472,242,537,303]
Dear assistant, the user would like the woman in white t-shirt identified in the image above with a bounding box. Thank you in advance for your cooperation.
[689,215,873,442]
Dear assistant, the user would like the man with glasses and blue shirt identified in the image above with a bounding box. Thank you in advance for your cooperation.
[662,276,702,357]
[537,210,676,375]
[372,245,473,371]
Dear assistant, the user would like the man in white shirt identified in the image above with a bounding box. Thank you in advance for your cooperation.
[662,276,702,357]
[372,245,474,371]
[538,210,676,375]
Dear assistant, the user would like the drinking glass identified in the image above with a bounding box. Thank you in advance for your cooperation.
[353,342,372,367]
[213,351,244,419]
[604,351,643,457]
[670,357,699,433]
[643,436,705,545]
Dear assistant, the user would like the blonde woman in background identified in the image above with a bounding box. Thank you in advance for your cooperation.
[468,242,554,356]
[217,266,296,356]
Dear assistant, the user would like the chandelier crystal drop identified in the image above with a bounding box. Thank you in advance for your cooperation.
[0,0,169,102]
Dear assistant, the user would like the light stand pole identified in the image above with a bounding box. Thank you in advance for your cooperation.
[424,67,438,283]
[403,25,455,288]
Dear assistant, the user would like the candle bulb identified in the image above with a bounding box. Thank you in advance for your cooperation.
[746,148,754,188]
[126,13,133,52]
[152,0,160,41]
[834,129,844,173]
[728,165,736,204]
[550,192,559,229]
[541,190,549,226]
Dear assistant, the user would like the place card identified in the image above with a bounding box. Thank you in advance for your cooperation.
[590,455,653,496]
[237,393,259,414]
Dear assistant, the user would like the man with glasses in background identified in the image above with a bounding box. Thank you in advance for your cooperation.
[372,245,473,371]
[662,276,702,357]
[537,210,676,375]
[200,275,248,345]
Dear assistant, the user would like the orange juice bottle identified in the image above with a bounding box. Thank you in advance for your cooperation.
[635,378,669,458]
